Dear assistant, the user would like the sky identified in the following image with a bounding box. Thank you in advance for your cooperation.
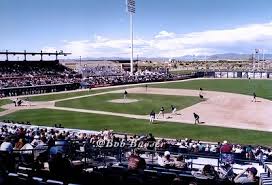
[1,0,272,59]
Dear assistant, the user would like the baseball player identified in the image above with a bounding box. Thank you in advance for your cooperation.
[252,92,257,102]
[149,110,155,124]
[124,90,128,101]
[193,112,200,125]
[171,105,177,115]
[199,87,204,98]
[145,84,148,92]
[157,106,165,119]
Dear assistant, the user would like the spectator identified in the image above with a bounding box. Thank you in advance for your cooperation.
[14,138,25,150]
[193,164,219,181]
[171,177,183,185]
[0,137,13,153]
[234,167,258,184]
[128,149,146,170]
[220,140,232,153]
[49,152,73,179]
[174,155,187,169]
[159,151,175,167]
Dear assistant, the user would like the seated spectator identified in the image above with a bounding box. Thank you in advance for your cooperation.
[31,135,44,147]
[234,167,258,184]
[14,138,25,150]
[49,152,73,179]
[218,164,235,181]
[174,155,187,169]
[245,145,254,159]
[159,151,175,167]
[0,137,13,153]
[128,149,146,170]
[193,164,219,180]
[171,177,183,185]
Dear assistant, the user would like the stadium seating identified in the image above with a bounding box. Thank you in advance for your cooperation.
[0,121,270,184]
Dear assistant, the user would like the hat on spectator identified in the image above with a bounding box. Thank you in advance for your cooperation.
[164,151,171,156]
[223,140,228,144]
[248,167,257,176]
[34,135,40,139]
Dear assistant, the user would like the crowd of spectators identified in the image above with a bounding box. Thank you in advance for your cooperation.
[80,65,125,77]
[0,121,267,184]
[81,70,188,88]
[0,61,80,89]
[0,76,81,89]
[171,60,272,72]
[0,61,191,91]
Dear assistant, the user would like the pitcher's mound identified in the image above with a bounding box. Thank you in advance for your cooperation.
[108,99,139,103]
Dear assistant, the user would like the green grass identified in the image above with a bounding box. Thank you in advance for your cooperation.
[1,108,272,146]
[56,93,202,115]
[150,79,272,100]
[28,91,92,101]
[27,87,127,102]
[0,99,12,112]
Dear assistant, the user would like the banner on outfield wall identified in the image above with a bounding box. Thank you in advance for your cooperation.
[202,71,272,79]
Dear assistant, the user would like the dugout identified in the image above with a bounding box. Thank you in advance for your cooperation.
[0,83,80,97]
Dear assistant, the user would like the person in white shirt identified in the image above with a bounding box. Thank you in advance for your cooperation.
[234,167,258,184]
[0,137,13,153]
[159,151,174,167]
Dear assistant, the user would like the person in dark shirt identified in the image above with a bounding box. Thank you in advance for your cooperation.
[128,149,146,170]
[157,106,165,119]
[252,92,256,102]
[149,110,155,124]
[193,113,200,124]
[124,90,128,100]
[199,88,204,99]
[49,152,73,179]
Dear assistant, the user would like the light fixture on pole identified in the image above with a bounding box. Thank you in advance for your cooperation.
[126,0,135,74]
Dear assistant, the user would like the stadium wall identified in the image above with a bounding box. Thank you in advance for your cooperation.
[196,71,272,79]
[0,83,80,97]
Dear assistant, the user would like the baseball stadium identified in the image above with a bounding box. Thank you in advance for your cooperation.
[1,0,272,185]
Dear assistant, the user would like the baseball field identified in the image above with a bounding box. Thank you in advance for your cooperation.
[0,79,272,145]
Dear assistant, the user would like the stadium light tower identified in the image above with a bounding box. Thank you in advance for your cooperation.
[126,0,136,74]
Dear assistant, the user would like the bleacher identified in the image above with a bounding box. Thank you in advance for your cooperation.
[0,122,271,185]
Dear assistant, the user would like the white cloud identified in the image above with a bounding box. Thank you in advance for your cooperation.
[58,21,272,58]
[154,31,175,38]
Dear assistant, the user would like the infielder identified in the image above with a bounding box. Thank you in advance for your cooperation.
[199,87,204,98]
[193,112,200,125]
[124,90,128,101]
[252,92,257,102]
[149,110,155,124]
[171,105,177,115]
[157,106,165,119]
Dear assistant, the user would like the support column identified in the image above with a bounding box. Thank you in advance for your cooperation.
[5,50,8,61]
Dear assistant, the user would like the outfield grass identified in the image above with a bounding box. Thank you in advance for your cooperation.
[28,91,92,101]
[27,87,125,101]
[1,108,272,145]
[150,79,272,100]
[0,99,12,112]
[56,93,202,115]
